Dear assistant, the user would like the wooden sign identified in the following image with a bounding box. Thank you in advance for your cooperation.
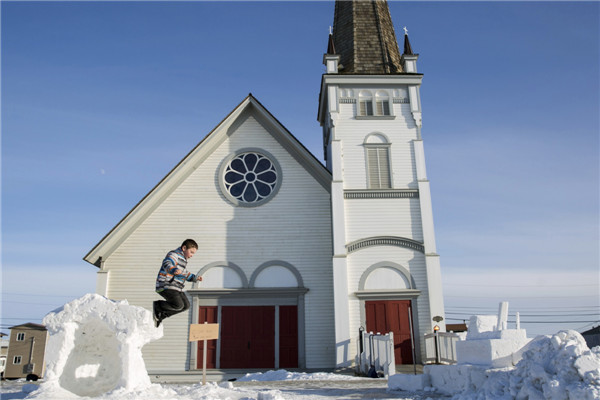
[189,323,219,342]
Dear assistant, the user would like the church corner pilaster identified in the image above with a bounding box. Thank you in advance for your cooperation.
[408,85,423,128]
[424,254,446,332]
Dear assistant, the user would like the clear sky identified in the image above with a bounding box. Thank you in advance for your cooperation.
[1,1,598,337]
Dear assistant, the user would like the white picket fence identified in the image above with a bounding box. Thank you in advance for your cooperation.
[355,330,396,377]
[424,331,460,364]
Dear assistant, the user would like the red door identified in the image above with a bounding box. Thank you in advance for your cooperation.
[279,306,298,368]
[220,306,275,368]
[197,306,218,369]
[365,300,414,364]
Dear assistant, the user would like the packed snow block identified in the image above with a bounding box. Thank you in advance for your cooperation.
[456,333,531,368]
[387,373,430,392]
[257,390,285,400]
[465,315,498,340]
[459,314,530,368]
[424,364,488,395]
[41,294,162,397]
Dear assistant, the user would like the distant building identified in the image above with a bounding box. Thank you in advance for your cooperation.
[4,323,48,380]
[581,326,600,349]
[446,323,468,333]
[0,332,9,377]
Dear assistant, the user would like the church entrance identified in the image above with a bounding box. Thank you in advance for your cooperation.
[365,300,414,364]
[197,305,298,369]
[220,306,275,368]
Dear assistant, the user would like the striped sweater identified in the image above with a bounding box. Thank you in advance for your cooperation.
[155,247,197,292]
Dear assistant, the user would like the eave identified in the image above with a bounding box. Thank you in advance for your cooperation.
[317,73,424,124]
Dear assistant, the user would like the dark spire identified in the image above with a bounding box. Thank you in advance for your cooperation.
[403,32,414,56]
[330,0,403,74]
[327,33,336,55]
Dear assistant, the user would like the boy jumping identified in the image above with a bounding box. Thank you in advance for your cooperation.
[153,239,202,327]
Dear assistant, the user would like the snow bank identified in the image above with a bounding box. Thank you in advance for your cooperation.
[423,330,600,400]
[21,380,289,400]
[39,294,162,397]
[388,373,431,392]
[500,330,600,400]
[16,372,384,400]
[237,369,364,382]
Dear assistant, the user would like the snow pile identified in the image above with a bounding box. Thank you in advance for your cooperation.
[388,373,432,392]
[237,369,365,382]
[12,374,393,400]
[492,330,600,400]
[422,330,600,400]
[37,294,162,398]
[20,380,288,400]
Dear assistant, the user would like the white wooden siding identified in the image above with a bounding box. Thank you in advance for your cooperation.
[344,198,423,243]
[103,116,335,371]
[337,90,418,190]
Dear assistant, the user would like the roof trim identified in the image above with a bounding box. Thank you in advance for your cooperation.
[9,323,47,330]
[317,73,423,123]
[84,94,331,267]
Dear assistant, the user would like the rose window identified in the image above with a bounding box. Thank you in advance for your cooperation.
[222,152,280,205]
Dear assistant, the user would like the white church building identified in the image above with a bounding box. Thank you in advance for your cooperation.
[84,0,446,375]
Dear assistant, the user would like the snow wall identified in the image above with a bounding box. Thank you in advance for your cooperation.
[389,330,600,400]
[40,294,162,397]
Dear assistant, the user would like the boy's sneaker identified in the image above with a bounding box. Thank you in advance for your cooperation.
[152,302,161,328]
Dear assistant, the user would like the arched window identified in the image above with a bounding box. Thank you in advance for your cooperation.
[364,133,391,189]
[219,149,282,207]
[197,263,248,289]
[358,91,374,116]
[375,91,390,116]
[363,266,411,290]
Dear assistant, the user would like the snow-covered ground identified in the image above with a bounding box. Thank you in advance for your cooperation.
[13,295,450,400]
[1,373,451,400]
[4,295,597,400]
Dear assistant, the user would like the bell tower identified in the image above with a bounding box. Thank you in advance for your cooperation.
[318,0,445,367]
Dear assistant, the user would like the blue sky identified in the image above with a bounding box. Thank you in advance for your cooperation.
[1,1,598,337]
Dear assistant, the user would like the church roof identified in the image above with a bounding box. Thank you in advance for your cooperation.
[9,323,47,331]
[330,0,404,74]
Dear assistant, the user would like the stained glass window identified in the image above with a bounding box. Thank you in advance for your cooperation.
[222,151,280,205]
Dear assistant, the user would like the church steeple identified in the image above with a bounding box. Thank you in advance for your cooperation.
[330,0,403,74]
[401,27,419,73]
[403,29,414,56]
[319,0,445,368]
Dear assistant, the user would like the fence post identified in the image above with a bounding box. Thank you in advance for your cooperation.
[434,330,440,364]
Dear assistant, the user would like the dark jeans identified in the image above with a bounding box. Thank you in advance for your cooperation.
[154,289,190,321]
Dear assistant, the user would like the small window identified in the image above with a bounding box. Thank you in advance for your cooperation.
[366,147,391,189]
[13,355,22,365]
[358,90,392,117]
[364,133,392,189]
[358,91,373,116]
[16,332,25,341]
[375,91,390,116]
